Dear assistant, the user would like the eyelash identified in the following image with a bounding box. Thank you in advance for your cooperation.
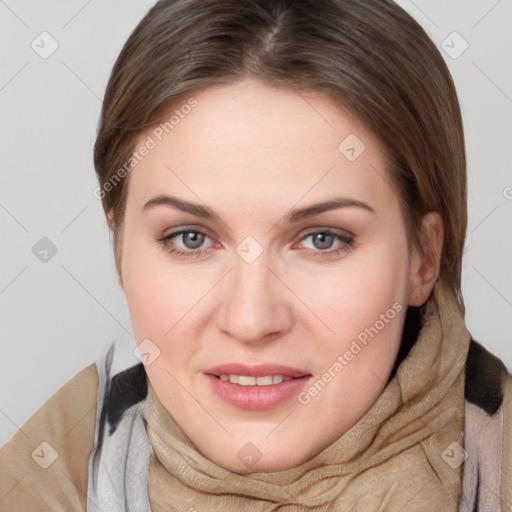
[157,228,355,259]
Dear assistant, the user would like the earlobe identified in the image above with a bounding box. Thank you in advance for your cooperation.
[407,211,444,306]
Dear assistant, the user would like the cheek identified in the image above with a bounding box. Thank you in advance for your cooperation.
[121,228,188,343]
[124,268,198,344]
[298,242,409,341]
[293,240,409,402]
[121,237,223,386]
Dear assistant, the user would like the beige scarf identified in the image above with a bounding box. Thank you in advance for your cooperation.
[146,281,471,511]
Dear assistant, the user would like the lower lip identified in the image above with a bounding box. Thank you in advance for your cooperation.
[205,374,311,410]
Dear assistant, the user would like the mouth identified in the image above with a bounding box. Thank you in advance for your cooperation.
[213,374,300,385]
[204,363,312,410]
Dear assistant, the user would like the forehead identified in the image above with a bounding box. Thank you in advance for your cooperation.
[127,78,395,214]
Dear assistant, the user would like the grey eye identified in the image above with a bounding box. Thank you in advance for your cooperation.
[182,231,206,249]
[310,232,334,250]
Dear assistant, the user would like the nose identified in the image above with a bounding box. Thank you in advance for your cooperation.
[216,251,293,344]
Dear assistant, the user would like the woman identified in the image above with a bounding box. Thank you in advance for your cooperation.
[1,0,511,510]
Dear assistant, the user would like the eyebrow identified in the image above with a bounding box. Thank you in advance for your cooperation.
[142,194,375,223]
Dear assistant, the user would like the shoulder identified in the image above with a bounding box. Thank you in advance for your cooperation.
[87,343,151,511]
[0,363,98,511]
[464,339,508,415]
[461,339,512,511]
[499,366,512,509]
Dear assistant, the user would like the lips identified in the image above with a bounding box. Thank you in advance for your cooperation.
[204,363,310,378]
[204,363,312,410]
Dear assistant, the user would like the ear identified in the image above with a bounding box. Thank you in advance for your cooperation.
[104,210,124,289]
[407,211,444,306]
[105,209,115,231]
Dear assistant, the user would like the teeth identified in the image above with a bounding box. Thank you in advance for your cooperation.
[238,376,256,386]
[218,374,295,386]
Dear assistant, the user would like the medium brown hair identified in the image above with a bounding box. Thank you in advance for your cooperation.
[94,0,467,313]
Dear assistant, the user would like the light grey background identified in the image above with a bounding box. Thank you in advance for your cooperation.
[1,0,511,448]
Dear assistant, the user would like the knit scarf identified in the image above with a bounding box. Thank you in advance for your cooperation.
[146,281,471,511]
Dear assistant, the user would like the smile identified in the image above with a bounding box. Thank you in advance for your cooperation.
[204,363,312,410]
[217,374,295,385]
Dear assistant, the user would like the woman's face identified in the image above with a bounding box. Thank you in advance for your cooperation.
[120,78,424,473]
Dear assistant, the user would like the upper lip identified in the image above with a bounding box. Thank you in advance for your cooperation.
[204,363,310,378]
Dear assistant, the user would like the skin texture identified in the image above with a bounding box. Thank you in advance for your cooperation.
[115,78,443,473]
